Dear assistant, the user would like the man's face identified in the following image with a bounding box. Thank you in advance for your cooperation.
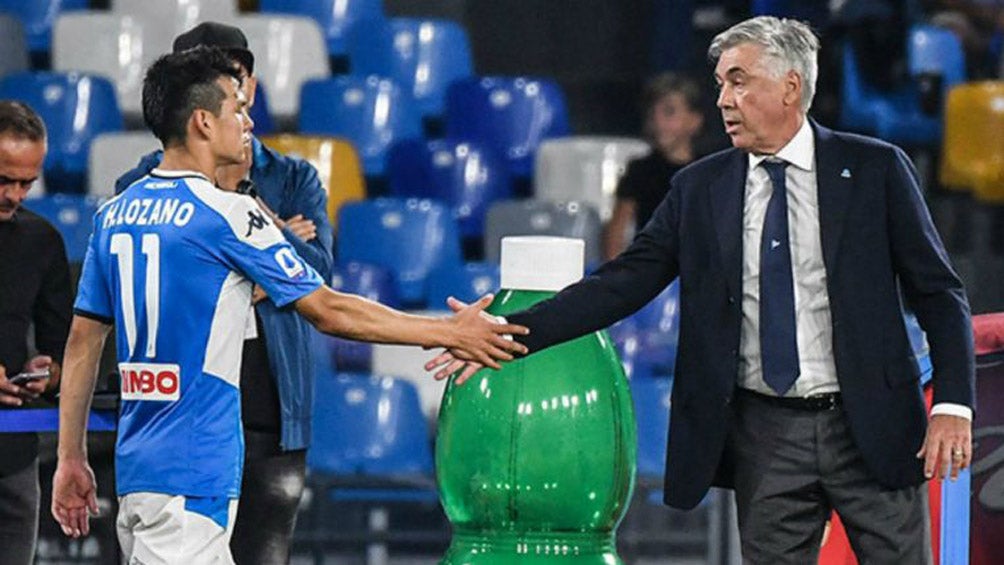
[209,76,253,167]
[714,42,799,154]
[0,134,45,222]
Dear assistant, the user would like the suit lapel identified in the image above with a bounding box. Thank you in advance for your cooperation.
[710,150,748,300]
[813,122,853,273]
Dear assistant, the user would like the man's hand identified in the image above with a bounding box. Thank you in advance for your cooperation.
[0,361,50,406]
[284,214,317,242]
[252,284,268,305]
[24,354,57,393]
[425,349,484,386]
[443,294,528,370]
[52,458,99,538]
[917,413,972,481]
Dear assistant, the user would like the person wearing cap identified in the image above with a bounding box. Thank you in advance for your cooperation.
[114,22,333,563]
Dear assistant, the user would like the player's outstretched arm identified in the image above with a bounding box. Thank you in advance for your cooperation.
[52,316,109,538]
[294,288,529,369]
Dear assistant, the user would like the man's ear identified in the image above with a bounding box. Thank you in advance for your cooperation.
[190,108,214,141]
[783,70,802,107]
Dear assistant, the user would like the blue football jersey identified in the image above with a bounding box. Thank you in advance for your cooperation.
[74,169,324,498]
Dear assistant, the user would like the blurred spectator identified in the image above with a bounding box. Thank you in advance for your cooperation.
[0,100,72,565]
[929,0,1004,77]
[603,73,704,260]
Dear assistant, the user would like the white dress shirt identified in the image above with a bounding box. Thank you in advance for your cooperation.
[735,119,970,420]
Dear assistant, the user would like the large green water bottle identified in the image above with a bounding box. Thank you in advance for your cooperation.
[436,236,637,564]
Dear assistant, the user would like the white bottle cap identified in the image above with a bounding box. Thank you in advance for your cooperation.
[500,236,584,292]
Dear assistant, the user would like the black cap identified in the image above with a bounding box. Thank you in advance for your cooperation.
[173,22,254,75]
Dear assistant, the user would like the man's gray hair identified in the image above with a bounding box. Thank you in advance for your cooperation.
[708,16,820,113]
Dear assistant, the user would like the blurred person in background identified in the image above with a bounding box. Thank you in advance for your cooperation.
[603,73,704,260]
[114,22,334,564]
[0,100,72,565]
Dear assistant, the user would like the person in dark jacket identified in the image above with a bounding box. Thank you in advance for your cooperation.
[113,23,333,563]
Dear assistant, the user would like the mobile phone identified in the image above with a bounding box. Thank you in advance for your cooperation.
[9,370,50,386]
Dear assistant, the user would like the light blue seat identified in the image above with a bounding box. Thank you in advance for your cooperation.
[841,25,965,145]
[299,76,423,176]
[325,262,400,372]
[25,194,101,263]
[337,197,462,307]
[425,261,500,309]
[260,0,383,58]
[0,0,87,55]
[388,138,511,239]
[445,76,570,177]
[0,72,122,193]
[348,17,474,118]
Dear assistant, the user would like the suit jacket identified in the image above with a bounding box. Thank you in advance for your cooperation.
[508,122,976,509]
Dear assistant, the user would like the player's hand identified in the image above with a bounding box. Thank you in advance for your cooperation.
[52,458,99,538]
[284,214,317,242]
[425,350,485,386]
[917,413,972,481]
[444,294,528,370]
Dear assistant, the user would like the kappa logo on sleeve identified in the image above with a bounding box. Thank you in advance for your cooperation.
[119,363,181,401]
[274,247,305,278]
[245,209,270,237]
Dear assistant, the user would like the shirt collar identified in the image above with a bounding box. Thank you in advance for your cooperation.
[747,118,815,172]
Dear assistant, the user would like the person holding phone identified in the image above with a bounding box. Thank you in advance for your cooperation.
[0,100,73,565]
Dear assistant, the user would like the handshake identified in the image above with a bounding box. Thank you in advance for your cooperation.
[426,294,527,385]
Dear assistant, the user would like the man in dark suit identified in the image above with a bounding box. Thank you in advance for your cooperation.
[428,16,975,563]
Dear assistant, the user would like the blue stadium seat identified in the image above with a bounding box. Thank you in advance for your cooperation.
[841,25,965,145]
[348,17,474,118]
[260,0,383,58]
[299,76,423,176]
[324,262,400,372]
[445,76,571,177]
[249,81,274,136]
[388,138,512,239]
[630,377,671,479]
[425,261,500,309]
[0,72,123,193]
[25,194,100,263]
[337,198,462,306]
[0,0,87,55]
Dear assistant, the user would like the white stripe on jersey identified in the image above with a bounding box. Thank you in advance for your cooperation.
[203,271,252,388]
[182,175,287,251]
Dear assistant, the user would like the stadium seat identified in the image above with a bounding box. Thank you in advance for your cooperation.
[940,81,1004,202]
[260,134,366,230]
[337,198,463,306]
[234,14,330,124]
[51,13,149,122]
[445,76,571,178]
[302,371,438,559]
[0,0,87,56]
[25,194,101,263]
[387,138,511,239]
[622,281,680,378]
[347,17,474,118]
[111,0,238,57]
[630,377,672,479]
[425,261,500,309]
[0,72,123,194]
[323,261,400,372]
[534,136,650,222]
[260,0,383,58]
[299,76,423,176]
[88,132,161,198]
[0,15,29,80]
[484,199,602,266]
[840,25,965,145]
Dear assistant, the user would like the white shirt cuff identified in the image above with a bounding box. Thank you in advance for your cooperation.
[930,402,972,421]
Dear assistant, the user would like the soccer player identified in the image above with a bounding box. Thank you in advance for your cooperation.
[51,46,526,563]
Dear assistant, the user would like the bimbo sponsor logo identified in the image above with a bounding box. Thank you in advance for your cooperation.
[119,362,180,401]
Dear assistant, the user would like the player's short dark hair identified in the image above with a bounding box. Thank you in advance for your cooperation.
[0,100,46,142]
[142,45,242,146]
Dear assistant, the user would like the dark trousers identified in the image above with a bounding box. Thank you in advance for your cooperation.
[0,458,39,565]
[230,430,306,565]
[729,391,932,565]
